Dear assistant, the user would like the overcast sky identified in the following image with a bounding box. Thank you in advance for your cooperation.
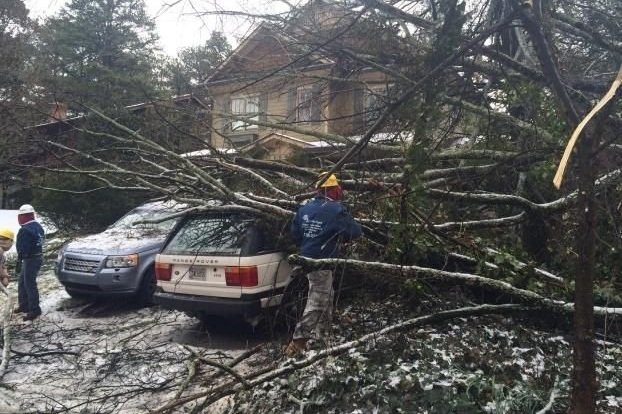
[23,0,283,56]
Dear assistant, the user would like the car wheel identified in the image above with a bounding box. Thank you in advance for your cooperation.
[135,268,156,307]
[271,275,309,335]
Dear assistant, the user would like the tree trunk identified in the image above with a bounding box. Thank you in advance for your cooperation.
[569,131,597,413]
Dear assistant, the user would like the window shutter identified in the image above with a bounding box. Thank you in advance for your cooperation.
[353,88,364,134]
[286,88,297,122]
[311,83,322,121]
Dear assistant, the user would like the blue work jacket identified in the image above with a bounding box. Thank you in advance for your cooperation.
[16,221,45,260]
[291,196,362,259]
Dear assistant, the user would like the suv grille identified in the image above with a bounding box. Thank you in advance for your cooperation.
[63,257,101,274]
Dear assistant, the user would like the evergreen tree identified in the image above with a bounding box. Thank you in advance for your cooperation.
[165,31,232,95]
[37,0,160,113]
[0,0,34,208]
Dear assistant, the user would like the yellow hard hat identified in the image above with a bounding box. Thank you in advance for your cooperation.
[0,227,14,241]
[316,172,339,188]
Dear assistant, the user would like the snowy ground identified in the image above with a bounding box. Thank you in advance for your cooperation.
[228,296,622,413]
[0,263,269,413]
[1,260,621,413]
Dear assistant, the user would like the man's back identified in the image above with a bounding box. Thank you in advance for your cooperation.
[291,196,361,259]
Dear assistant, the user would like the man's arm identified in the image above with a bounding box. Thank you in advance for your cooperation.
[338,209,362,241]
[15,228,29,260]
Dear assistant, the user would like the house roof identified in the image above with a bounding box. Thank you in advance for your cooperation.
[238,132,340,153]
[205,20,334,85]
[27,94,209,132]
[181,148,238,158]
[204,23,271,84]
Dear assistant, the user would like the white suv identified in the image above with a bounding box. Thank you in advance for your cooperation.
[153,213,293,324]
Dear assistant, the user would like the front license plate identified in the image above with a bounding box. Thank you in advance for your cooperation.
[188,267,206,281]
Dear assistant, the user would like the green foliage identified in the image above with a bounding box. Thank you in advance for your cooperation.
[593,283,622,308]
[383,223,424,265]
[164,31,232,95]
[434,0,466,62]
[36,0,160,111]
[0,0,36,196]
[0,0,32,99]
[31,173,149,230]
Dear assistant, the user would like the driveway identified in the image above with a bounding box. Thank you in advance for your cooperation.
[0,261,275,413]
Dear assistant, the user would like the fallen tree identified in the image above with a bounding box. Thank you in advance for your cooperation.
[152,303,531,413]
[10,0,622,411]
[287,255,622,317]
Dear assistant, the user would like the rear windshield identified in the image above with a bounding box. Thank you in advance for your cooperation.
[162,215,271,256]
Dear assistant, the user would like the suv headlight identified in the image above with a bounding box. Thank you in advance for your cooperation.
[105,254,139,268]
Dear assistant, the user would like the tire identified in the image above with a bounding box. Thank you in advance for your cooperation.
[135,268,156,307]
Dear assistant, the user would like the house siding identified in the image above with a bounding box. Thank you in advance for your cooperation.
[206,20,394,158]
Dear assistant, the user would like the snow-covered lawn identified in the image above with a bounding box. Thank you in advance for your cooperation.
[228,297,622,414]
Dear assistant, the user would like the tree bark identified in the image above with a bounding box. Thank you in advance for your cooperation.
[569,128,597,413]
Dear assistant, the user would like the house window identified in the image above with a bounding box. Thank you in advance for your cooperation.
[297,86,314,122]
[231,95,259,131]
[363,86,389,126]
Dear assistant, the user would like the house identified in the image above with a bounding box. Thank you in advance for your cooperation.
[205,0,398,161]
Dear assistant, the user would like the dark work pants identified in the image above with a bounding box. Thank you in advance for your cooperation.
[18,256,42,314]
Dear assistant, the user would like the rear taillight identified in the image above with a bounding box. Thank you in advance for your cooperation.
[225,266,258,287]
[155,261,172,281]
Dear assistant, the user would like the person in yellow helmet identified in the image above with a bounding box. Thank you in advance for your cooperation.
[285,172,361,357]
[0,227,15,288]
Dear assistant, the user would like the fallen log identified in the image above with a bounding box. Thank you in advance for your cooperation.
[287,255,622,316]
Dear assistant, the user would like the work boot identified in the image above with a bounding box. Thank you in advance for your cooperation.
[284,339,307,357]
[14,306,26,314]
[23,310,41,321]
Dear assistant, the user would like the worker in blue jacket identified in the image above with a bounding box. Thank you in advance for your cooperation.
[16,204,45,321]
[285,173,361,356]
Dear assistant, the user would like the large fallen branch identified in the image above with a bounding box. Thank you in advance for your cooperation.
[287,255,622,316]
[448,249,564,285]
[426,166,622,213]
